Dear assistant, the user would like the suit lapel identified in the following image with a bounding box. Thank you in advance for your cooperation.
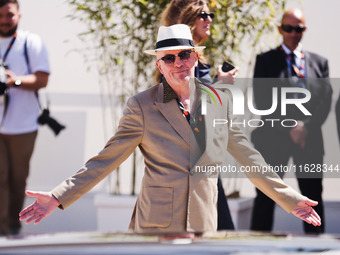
[276,47,289,78]
[304,51,316,78]
[155,82,207,167]
[155,100,192,146]
[154,83,190,146]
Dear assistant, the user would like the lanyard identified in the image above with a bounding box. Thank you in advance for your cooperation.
[1,32,17,62]
[280,45,306,78]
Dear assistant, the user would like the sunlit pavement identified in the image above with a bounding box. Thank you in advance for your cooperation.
[1,231,340,254]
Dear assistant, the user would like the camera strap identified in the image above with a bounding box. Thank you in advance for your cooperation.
[23,34,50,111]
[1,32,17,62]
[0,33,18,128]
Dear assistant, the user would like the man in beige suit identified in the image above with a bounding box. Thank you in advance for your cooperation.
[20,24,321,234]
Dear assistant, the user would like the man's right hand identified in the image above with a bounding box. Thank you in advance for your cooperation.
[19,190,60,224]
[217,66,239,85]
[289,120,308,148]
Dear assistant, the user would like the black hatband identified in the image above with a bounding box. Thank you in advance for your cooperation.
[156,38,194,50]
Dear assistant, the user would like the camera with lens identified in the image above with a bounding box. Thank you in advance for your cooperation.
[0,61,8,95]
[38,108,66,136]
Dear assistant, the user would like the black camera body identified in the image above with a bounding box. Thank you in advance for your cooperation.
[38,108,65,136]
[221,61,235,72]
[0,61,8,95]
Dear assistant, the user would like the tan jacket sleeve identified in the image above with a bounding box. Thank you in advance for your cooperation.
[52,96,144,209]
[226,99,305,213]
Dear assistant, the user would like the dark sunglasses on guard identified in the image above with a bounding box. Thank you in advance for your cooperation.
[198,11,214,21]
[157,50,194,65]
[281,24,306,33]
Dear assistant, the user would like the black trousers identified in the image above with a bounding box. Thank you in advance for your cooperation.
[250,138,324,234]
[217,177,235,230]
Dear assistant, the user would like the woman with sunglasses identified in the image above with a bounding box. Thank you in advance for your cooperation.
[158,0,237,231]
[158,0,238,85]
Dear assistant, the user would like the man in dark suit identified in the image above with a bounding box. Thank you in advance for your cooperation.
[250,8,332,234]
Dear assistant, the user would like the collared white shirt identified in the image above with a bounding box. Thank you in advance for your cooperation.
[0,30,50,135]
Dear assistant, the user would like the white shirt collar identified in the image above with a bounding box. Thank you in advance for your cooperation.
[281,43,303,59]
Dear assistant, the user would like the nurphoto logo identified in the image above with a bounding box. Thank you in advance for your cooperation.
[200,83,312,128]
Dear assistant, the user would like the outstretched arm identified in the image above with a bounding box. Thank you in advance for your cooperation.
[225,99,321,228]
[292,199,321,227]
[19,190,60,224]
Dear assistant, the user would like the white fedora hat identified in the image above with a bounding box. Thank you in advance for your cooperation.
[144,24,205,55]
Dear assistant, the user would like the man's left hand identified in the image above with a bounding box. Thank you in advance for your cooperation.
[292,199,321,227]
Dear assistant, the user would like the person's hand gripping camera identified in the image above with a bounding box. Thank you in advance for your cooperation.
[0,61,8,95]
[216,61,239,85]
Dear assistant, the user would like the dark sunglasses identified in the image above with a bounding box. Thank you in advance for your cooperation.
[281,24,306,33]
[157,50,194,65]
[198,11,214,21]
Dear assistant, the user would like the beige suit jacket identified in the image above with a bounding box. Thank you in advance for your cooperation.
[52,80,304,233]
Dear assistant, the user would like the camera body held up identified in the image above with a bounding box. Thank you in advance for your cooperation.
[0,61,8,95]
